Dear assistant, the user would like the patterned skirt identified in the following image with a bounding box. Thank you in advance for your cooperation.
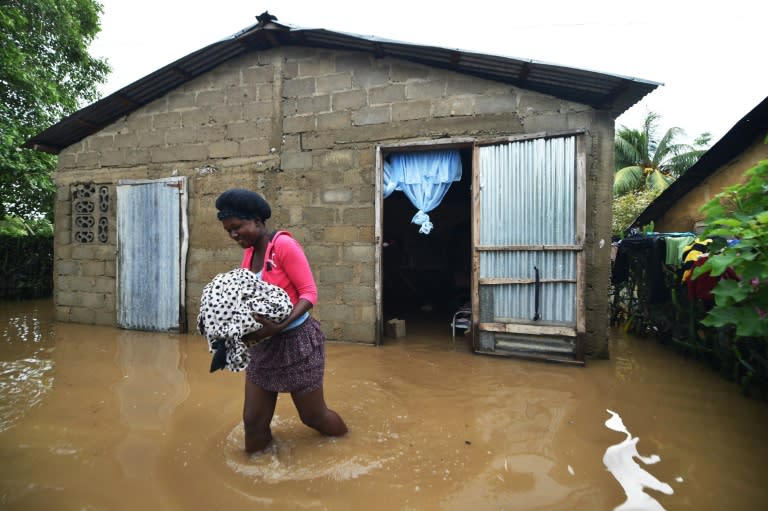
[245,316,325,395]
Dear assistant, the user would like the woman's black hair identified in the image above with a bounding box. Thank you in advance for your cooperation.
[215,188,271,221]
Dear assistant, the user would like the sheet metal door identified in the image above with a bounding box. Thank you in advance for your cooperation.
[116,177,188,332]
[474,135,585,363]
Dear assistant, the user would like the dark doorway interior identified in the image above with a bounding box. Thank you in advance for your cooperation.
[381,148,472,333]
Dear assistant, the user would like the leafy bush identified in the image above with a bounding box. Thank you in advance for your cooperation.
[0,234,53,299]
[694,158,768,337]
[0,215,53,237]
[612,189,659,235]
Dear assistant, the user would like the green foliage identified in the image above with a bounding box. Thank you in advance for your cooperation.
[613,111,710,197]
[693,158,768,338]
[0,124,58,221]
[0,0,109,223]
[611,189,659,235]
[0,215,53,237]
[0,234,54,299]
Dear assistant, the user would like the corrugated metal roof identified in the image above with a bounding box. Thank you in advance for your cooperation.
[630,95,768,230]
[26,12,660,153]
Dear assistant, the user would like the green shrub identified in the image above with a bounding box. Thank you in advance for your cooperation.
[0,215,53,237]
[612,189,659,236]
[0,234,53,299]
[694,158,768,337]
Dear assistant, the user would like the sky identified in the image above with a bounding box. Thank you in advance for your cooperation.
[88,0,765,145]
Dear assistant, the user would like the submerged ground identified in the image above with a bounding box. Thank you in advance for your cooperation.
[1,299,766,510]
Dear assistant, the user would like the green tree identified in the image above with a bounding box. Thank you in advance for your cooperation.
[613,111,709,197]
[611,189,658,235]
[0,0,109,231]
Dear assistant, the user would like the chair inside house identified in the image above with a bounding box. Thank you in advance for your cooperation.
[448,252,471,341]
[450,302,471,341]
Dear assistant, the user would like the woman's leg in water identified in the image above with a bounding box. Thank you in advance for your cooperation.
[243,379,278,453]
[291,385,348,437]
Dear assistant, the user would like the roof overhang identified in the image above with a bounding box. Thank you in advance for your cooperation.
[26,12,660,153]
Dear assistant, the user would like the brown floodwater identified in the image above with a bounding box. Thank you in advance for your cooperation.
[1,299,767,511]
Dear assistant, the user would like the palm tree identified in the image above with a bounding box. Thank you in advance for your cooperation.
[613,111,709,196]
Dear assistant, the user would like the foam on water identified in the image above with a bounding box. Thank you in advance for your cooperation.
[223,418,397,483]
[603,409,674,511]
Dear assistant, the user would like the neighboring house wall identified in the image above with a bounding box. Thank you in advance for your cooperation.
[52,46,615,356]
[655,138,768,233]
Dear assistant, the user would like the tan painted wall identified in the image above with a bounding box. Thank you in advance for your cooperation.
[655,138,768,233]
[52,46,615,357]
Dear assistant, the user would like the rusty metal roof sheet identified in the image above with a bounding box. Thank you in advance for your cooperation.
[26,13,660,153]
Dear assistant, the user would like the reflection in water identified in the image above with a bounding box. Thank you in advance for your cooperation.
[1,303,767,511]
[603,409,674,511]
[1,304,50,344]
[0,357,53,433]
[441,453,592,511]
[0,302,54,433]
[114,330,189,479]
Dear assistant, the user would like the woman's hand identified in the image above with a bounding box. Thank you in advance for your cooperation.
[242,299,312,344]
[243,316,284,344]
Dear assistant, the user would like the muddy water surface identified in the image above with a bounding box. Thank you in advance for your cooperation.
[1,300,767,511]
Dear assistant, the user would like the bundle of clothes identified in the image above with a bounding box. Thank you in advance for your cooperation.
[679,238,739,301]
[197,268,293,372]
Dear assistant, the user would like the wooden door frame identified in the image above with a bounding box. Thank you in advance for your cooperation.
[374,138,475,345]
[373,130,585,355]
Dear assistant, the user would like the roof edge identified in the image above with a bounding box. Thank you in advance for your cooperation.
[630,95,768,230]
[25,12,660,153]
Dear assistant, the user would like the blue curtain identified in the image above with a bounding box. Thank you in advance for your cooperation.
[383,150,462,234]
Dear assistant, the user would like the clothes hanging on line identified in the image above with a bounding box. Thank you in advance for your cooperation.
[664,235,696,266]
[611,234,669,304]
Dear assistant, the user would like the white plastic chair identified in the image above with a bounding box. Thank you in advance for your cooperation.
[451,305,471,341]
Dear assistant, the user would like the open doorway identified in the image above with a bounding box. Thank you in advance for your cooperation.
[380,147,473,342]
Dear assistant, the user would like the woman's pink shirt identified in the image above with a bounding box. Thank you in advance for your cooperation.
[240,232,318,306]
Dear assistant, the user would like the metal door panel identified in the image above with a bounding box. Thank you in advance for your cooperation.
[116,177,187,331]
[475,136,583,362]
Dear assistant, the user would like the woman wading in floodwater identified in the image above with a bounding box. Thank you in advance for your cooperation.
[215,188,348,454]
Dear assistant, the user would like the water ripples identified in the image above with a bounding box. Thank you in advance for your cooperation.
[0,304,55,433]
[223,418,397,483]
[0,357,54,433]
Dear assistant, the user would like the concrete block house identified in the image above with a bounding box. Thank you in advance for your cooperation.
[27,13,658,362]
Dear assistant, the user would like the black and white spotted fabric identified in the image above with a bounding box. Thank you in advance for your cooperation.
[197,268,293,372]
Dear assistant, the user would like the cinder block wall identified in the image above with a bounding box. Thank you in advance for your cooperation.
[656,138,768,233]
[53,46,613,355]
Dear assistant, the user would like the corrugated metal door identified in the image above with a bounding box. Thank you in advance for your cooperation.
[474,135,585,363]
[116,177,188,332]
